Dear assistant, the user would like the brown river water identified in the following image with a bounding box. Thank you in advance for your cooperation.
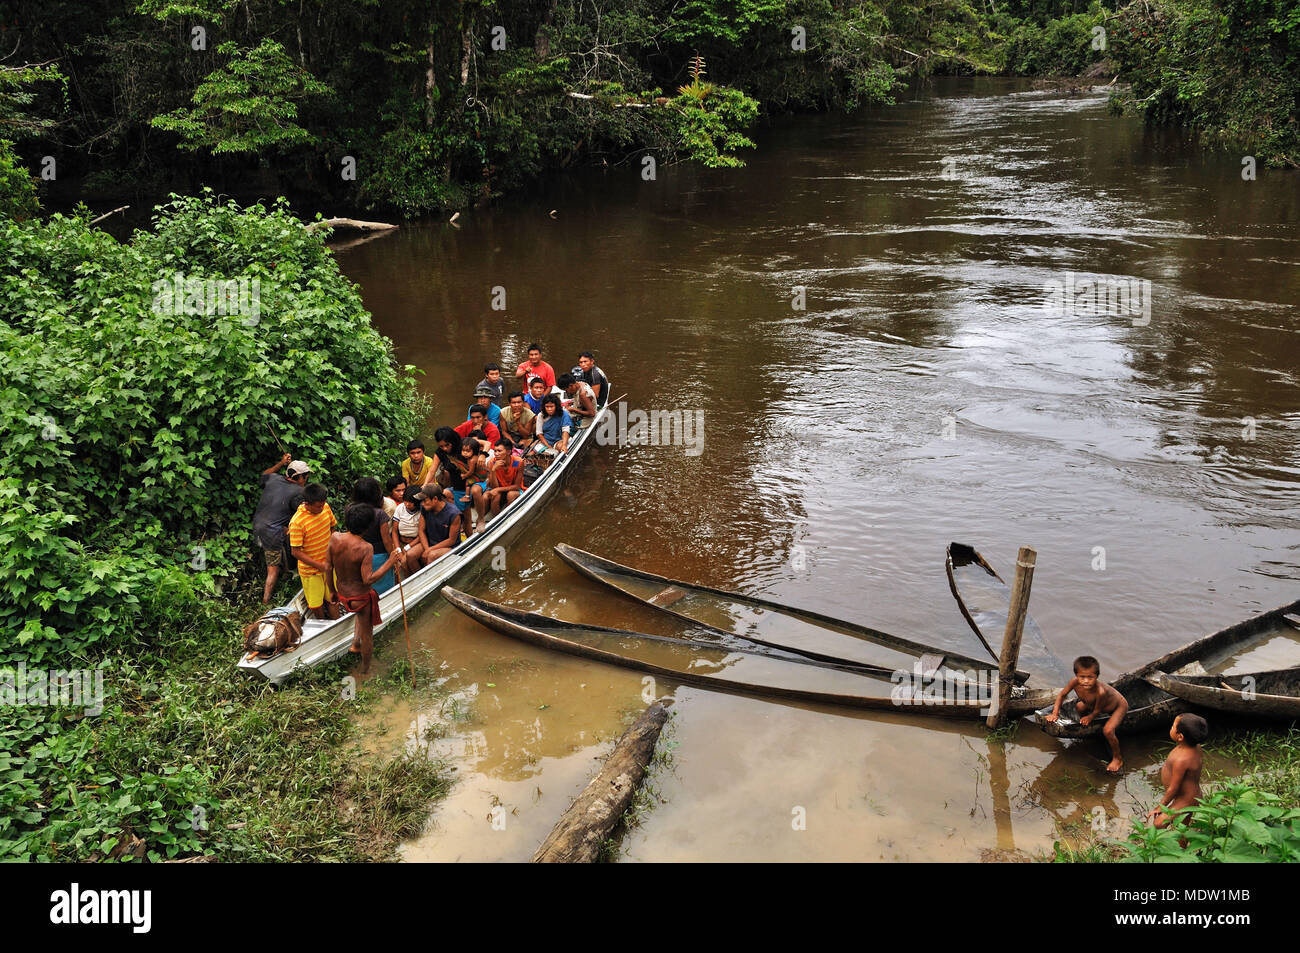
[335,78,1300,862]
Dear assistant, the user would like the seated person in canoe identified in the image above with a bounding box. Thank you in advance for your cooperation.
[499,391,537,452]
[486,437,526,516]
[477,363,506,406]
[401,440,436,489]
[557,371,597,425]
[575,351,608,405]
[534,393,572,458]
[454,404,500,445]
[417,485,461,565]
[469,385,503,425]
[391,485,425,575]
[515,343,556,390]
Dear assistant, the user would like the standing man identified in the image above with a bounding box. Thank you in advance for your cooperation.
[253,454,310,604]
[575,351,608,406]
[332,503,402,675]
[288,483,339,620]
[402,440,436,489]
[514,343,556,390]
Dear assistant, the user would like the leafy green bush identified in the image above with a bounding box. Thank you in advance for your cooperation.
[0,192,426,662]
[1124,783,1300,861]
[0,140,39,220]
[1108,0,1300,167]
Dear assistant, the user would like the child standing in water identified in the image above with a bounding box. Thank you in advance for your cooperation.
[1146,713,1207,828]
[1044,655,1130,773]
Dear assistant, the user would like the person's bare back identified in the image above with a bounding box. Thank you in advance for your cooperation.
[1148,713,1207,831]
[330,505,399,675]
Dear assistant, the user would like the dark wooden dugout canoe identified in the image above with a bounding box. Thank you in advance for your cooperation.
[441,588,1057,718]
[1036,599,1300,738]
[1143,668,1300,720]
[945,542,1069,687]
[553,543,1031,684]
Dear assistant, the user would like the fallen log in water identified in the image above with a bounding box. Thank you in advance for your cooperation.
[304,217,399,233]
[533,702,668,863]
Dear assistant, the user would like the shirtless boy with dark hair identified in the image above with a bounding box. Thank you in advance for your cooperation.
[1044,655,1130,774]
[331,502,402,675]
[1147,713,1207,830]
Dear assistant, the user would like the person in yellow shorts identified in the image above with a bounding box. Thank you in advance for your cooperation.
[288,483,339,619]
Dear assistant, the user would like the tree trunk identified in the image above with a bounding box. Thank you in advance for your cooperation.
[533,703,668,863]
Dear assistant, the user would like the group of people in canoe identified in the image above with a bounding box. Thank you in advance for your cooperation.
[250,344,608,671]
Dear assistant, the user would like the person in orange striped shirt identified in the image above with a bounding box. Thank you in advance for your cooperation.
[288,483,339,619]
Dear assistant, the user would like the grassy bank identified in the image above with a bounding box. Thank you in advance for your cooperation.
[1050,726,1300,862]
[2,590,452,862]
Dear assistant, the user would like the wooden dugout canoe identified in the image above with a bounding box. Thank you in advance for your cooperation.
[236,398,613,685]
[1036,599,1300,738]
[1143,668,1300,720]
[441,588,1057,718]
[945,542,1068,687]
[553,543,1032,684]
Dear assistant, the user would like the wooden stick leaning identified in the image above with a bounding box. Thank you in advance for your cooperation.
[986,546,1037,729]
[394,561,415,689]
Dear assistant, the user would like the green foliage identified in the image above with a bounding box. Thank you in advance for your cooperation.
[1124,783,1300,862]
[1108,0,1300,167]
[0,140,40,220]
[0,192,425,662]
[150,39,332,155]
[670,83,760,167]
[1001,9,1110,74]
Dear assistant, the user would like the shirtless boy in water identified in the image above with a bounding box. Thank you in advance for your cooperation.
[1147,713,1207,829]
[330,503,402,675]
[1044,655,1130,774]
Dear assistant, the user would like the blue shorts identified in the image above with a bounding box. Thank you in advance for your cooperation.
[371,552,395,595]
[455,482,486,508]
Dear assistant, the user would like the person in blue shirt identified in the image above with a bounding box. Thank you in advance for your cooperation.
[467,386,502,426]
[535,393,572,456]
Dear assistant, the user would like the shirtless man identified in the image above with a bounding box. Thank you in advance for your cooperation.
[1146,713,1207,830]
[1044,655,1130,773]
[330,503,401,674]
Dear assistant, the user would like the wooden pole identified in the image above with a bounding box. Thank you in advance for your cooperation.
[533,702,668,862]
[394,564,415,689]
[986,546,1037,729]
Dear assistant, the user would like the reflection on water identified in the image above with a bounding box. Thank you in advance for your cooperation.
[340,76,1299,861]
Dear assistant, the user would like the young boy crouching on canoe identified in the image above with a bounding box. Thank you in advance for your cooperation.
[1044,655,1129,774]
[331,503,402,675]
[1147,713,1206,833]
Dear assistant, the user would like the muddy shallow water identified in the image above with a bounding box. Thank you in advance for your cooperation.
[338,77,1300,861]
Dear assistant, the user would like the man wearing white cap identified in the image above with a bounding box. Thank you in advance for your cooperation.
[254,453,310,603]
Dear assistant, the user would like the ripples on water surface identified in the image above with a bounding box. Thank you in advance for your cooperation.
[341,78,1299,861]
